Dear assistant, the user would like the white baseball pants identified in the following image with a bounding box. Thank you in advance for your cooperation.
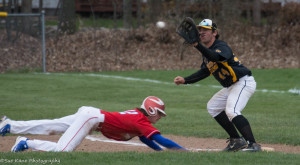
[207,75,256,121]
[10,106,104,152]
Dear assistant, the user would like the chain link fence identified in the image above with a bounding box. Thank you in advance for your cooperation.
[0,11,46,72]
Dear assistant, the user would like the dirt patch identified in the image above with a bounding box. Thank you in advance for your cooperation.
[1,134,299,154]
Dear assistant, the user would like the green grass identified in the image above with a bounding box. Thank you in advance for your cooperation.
[0,151,299,165]
[0,69,299,164]
[45,20,58,26]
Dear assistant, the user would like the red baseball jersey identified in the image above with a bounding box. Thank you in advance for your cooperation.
[96,109,160,141]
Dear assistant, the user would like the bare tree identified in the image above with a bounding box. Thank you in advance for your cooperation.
[175,0,184,25]
[218,0,241,39]
[21,0,32,35]
[112,0,120,28]
[253,0,261,26]
[57,0,76,35]
[123,0,133,28]
[220,0,240,22]
[136,0,142,28]
[39,0,43,12]
[147,0,162,24]
[245,0,253,24]
[208,0,213,19]
[21,0,32,15]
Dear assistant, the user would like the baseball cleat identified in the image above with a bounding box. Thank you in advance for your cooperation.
[223,137,248,152]
[11,136,29,152]
[0,116,11,136]
[241,142,262,152]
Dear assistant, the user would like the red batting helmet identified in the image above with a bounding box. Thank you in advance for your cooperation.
[140,96,166,117]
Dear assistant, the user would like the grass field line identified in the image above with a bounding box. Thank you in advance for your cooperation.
[44,73,300,95]
[85,135,148,147]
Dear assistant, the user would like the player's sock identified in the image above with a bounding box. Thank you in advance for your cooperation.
[214,111,240,138]
[232,115,256,143]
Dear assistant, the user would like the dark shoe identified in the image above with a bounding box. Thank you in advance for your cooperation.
[241,143,262,152]
[223,137,248,152]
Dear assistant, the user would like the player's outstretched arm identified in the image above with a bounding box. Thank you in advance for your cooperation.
[151,134,187,151]
[139,136,163,151]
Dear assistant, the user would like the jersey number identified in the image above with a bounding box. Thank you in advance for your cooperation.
[219,68,230,80]
[120,110,138,115]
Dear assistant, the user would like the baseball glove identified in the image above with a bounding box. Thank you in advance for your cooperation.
[176,17,199,44]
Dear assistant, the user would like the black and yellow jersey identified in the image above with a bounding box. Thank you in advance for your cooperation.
[184,40,251,87]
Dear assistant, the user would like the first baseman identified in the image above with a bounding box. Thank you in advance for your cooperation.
[0,96,186,152]
[174,18,261,152]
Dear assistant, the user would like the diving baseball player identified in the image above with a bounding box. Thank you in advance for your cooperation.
[0,96,186,152]
[174,18,261,152]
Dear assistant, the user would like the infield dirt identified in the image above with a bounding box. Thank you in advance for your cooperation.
[1,134,299,154]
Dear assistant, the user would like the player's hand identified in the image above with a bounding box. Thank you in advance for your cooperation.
[174,76,185,85]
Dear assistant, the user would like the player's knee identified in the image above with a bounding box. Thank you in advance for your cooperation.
[225,111,237,121]
[54,146,74,152]
[207,101,214,112]
[207,102,221,117]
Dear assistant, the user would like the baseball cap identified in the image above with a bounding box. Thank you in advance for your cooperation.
[197,19,217,31]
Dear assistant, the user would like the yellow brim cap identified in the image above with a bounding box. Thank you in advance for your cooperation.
[196,25,213,29]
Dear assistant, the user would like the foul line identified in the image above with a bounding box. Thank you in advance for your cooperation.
[40,73,300,95]
[85,135,147,147]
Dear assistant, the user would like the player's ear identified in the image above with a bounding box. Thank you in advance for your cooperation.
[137,108,149,116]
[212,30,217,36]
[213,30,219,39]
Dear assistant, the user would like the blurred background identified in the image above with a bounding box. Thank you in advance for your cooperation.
[0,0,299,73]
